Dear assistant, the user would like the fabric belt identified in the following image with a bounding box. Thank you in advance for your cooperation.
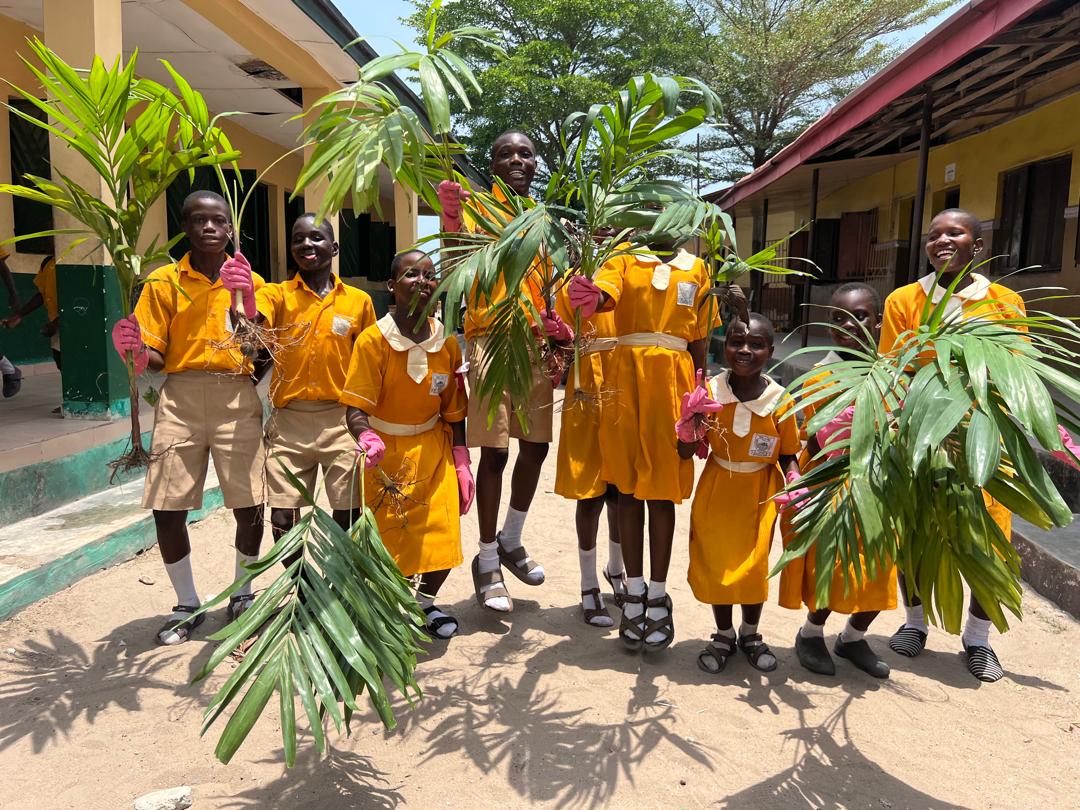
[710,455,769,474]
[282,399,340,413]
[582,337,618,354]
[616,332,688,351]
[369,414,440,436]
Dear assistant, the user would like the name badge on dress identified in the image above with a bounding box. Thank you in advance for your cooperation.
[331,315,352,336]
[748,433,778,458]
[429,373,449,396]
[676,281,698,307]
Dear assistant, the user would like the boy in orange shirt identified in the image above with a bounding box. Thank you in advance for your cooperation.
[111,191,266,645]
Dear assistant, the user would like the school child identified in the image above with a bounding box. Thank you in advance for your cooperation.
[224,214,376,540]
[437,130,568,613]
[0,246,21,397]
[879,208,1025,683]
[778,282,896,678]
[568,238,715,651]
[110,190,266,645]
[553,279,624,626]
[676,313,800,672]
[4,254,60,365]
[340,249,474,639]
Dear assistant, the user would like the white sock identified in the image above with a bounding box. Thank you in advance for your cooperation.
[840,619,866,643]
[644,580,669,644]
[417,592,457,639]
[800,618,825,638]
[961,612,992,648]
[579,547,599,592]
[0,356,15,375]
[499,506,528,549]
[607,540,623,576]
[904,603,928,632]
[716,625,736,639]
[234,551,258,597]
[164,555,200,607]
[739,621,758,639]
[477,540,510,611]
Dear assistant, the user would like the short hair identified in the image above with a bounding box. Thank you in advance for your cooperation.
[180,190,230,223]
[833,281,882,313]
[932,208,982,240]
[390,248,428,279]
[490,129,534,159]
[732,311,775,345]
[294,212,335,241]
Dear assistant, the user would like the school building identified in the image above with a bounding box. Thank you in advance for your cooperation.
[713,0,1080,334]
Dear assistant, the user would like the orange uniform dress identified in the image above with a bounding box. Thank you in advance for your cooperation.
[777,357,898,613]
[340,316,468,577]
[879,272,1026,539]
[595,249,717,503]
[688,372,801,604]
[553,283,617,499]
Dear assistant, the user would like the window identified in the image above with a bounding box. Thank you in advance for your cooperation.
[8,99,54,253]
[337,210,395,282]
[996,155,1071,273]
[836,209,876,279]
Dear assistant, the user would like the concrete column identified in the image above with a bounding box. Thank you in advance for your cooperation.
[393,182,418,253]
[302,87,339,274]
[44,0,129,418]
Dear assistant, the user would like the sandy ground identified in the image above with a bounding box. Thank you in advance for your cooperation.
[2,416,1080,810]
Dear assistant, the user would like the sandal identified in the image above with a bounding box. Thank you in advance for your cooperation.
[602,567,627,608]
[618,589,647,651]
[471,555,513,613]
[227,593,256,621]
[581,587,613,627]
[497,538,545,585]
[155,604,205,646]
[738,632,778,672]
[642,593,675,651]
[697,633,737,674]
[422,605,460,640]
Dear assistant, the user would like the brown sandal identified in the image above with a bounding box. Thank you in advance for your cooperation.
[618,589,647,651]
[698,633,737,674]
[738,632,778,672]
[581,587,612,627]
[471,555,513,613]
[497,539,545,585]
[603,568,627,608]
[642,593,675,651]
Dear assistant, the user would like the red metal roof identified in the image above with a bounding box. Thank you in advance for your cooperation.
[712,0,1052,209]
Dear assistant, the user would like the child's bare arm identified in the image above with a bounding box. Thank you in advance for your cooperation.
[677,435,699,459]
[780,454,800,478]
[451,420,466,448]
[344,405,372,440]
[0,257,19,311]
[688,338,707,378]
[146,348,165,373]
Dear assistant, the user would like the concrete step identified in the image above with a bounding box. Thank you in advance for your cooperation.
[0,467,222,620]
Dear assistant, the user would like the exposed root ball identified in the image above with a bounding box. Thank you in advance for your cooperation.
[373,458,429,527]
[108,443,153,482]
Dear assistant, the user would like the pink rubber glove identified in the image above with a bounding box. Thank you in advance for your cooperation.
[356,429,386,469]
[1053,424,1080,470]
[540,309,574,343]
[111,314,150,375]
[568,275,603,318]
[437,180,469,233]
[453,445,475,515]
[675,371,724,442]
[694,439,710,460]
[774,470,809,511]
[815,404,855,459]
[220,251,257,318]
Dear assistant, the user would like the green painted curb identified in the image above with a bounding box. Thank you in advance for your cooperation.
[0,487,224,622]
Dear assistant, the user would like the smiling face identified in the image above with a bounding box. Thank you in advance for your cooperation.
[388,251,437,311]
[490,132,537,196]
[290,216,337,274]
[724,318,774,378]
[925,211,982,273]
[829,288,881,351]
[182,195,232,255]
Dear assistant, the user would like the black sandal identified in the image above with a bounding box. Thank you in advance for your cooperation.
[738,632,778,672]
[698,633,737,674]
[642,593,674,651]
[422,605,459,640]
[155,604,204,646]
[618,589,647,651]
[227,593,256,621]
[603,568,627,608]
[582,587,613,627]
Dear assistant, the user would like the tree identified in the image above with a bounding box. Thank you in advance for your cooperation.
[404,0,707,183]
[687,0,952,180]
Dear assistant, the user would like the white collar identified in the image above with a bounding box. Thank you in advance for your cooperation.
[636,248,697,271]
[816,350,843,367]
[377,314,447,383]
[917,272,992,304]
[708,370,785,437]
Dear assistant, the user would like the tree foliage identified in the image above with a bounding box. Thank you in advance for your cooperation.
[404,0,706,183]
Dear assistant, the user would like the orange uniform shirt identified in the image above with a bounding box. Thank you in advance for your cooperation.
[256,273,376,408]
[135,252,266,375]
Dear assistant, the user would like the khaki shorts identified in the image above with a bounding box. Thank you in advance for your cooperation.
[265,400,358,510]
[466,335,553,448]
[143,372,266,511]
